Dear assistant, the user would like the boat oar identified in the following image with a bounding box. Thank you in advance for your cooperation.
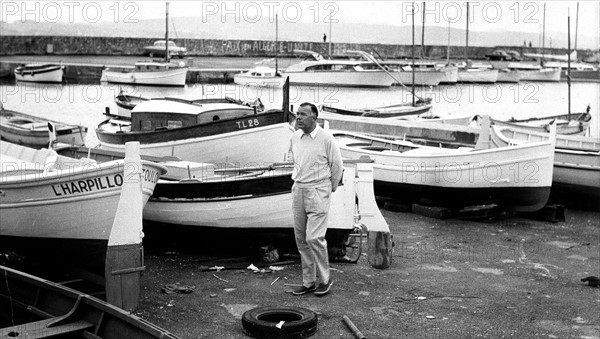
[213,157,374,173]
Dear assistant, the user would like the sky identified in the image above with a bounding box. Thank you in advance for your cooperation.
[1,1,599,48]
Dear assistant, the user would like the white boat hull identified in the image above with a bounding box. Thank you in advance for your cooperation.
[457,69,499,83]
[491,125,600,191]
[0,154,165,240]
[14,67,64,83]
[553,150,600,189]
[234,74,285,87]
[516,68,561,82]
[144,168,356,230]
[335,131,554,211]
[100,122,295,165]
[391,70,445,86]
[496,70,521,83]
[284,71,394,87]
[103,67,188,86]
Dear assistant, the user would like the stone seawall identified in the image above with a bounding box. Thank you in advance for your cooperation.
[0,35,590,60]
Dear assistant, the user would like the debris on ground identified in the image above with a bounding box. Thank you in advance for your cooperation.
[581,276,599,287]
[161,283,196,294]
[212,274,230,283]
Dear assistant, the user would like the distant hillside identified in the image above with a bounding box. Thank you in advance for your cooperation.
[1,16,597,50]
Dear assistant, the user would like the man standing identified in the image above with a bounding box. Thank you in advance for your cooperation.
[289,102,343,296]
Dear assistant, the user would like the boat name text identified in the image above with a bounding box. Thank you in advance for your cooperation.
[51,174,123,196]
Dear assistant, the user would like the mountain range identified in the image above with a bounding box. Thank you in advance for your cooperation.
[1,16,597,50]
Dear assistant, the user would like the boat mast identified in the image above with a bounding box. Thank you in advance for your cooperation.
[465,2,469,68]
[165,2,169,62]
[412,3,415,106]
[567,11,571,118]
[465,2,469,64]
[446,15,451,64]
[421,2,425,59]
[542,3,546,61]
[328,8,332,58]
[275,13,279,74]
[574,2,579,52]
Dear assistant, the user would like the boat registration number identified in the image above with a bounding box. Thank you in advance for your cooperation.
[236,118,260,129]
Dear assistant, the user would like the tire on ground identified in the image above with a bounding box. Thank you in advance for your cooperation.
[241,306,318,338]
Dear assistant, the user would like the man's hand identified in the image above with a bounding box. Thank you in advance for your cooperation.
[331,183,338,193]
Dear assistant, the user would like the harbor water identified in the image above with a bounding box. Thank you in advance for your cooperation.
[0,78,598,147]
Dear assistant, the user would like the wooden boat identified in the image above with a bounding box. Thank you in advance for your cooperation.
[507,63,562,82]
[234,65,285,87]
[144,164,357,232]
[14,64,64,83]
[0,141,167,271]
[0,108,87,147]
[0,265,180,338]
[114,90,150,117]
[96,95,295,165]
[490,124,600,206]
[321,99,432,118]
[491,108,592,136]
[102,3,188,87]
[51,145,392,263]
[103,61,188,87]
[332,124,556,212]
[51,146,354,231]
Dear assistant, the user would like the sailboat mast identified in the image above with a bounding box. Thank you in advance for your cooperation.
[328,9,332,58]
[567,13,571,118]
[542,3,546,58]
[465,2,469,63]
[412,3,415,106]
[446,18,451,64]
[574,2,579,51]
[165,2,169,62]
[275,14,278,73]
[421,2,425,59]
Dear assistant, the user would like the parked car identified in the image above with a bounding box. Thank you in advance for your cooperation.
[143,40,187,58]
[486,49,522,61]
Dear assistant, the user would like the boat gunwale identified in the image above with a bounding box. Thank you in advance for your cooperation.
[0,265,180,338]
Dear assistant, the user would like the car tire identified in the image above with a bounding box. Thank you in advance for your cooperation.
[241,306,318,338]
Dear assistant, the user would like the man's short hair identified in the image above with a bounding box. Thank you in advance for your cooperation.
[299,102,319,117]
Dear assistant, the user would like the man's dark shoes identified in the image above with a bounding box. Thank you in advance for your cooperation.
[314,280,333,296]
[292,283,316,295]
